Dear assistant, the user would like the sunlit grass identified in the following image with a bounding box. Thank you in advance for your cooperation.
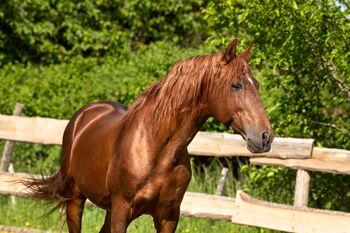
[0,196,269,233]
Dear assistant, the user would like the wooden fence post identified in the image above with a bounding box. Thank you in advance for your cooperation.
[8,162,16,205]
[0,103,24,172]
[216,167,229,195]
[294,169,310,207]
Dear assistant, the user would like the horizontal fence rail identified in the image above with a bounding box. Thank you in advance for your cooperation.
[2,114,350,159]
[0,114,315,158]
[250,157,350,175]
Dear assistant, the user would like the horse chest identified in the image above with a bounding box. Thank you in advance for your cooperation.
[131,163,191,211]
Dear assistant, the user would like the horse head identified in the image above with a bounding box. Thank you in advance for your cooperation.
[208,39,273,153]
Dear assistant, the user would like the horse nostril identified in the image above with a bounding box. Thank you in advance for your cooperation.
[262,132,270,145]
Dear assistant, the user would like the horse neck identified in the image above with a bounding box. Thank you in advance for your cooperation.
[134,100,209,151]
[125,54,219,151]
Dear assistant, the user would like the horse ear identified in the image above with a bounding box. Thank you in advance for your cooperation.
[240,41,253,61]
[223,38,238,64]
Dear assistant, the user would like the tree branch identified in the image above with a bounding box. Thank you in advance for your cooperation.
[328,64,350,104]
[311,120,349,134]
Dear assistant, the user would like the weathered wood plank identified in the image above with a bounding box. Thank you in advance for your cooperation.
[312,147,350,160]
[0,103,24,171]
[0,115,314,159]
[181,192,236,221]
[215,167,229,195]
[293,169,310,207]
[232,191,350,233]
[0,115,68,145]
[189,132,313,158]
[8,163,17,205]
[0,172,236,221]
[250,157,350,175]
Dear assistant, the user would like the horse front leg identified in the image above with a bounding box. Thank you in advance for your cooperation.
[152,206,180,233]
[110,195,132,233]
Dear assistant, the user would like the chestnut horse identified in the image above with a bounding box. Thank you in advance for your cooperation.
[26,39,273,233]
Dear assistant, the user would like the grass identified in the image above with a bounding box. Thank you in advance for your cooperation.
[0,158,280,232]
[0,196,276,233]
[0,196,260,233]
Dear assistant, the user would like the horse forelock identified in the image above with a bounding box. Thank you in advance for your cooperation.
[122,52,245,124]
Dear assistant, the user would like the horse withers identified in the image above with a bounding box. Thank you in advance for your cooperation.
[26,39,273,233]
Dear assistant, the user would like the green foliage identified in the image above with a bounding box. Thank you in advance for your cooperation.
[189,158,238,197]
[241,165,295,204]
[0,0,209,64]
[309,172,350,211]
[0,41,206,119]
[10,144,60,175]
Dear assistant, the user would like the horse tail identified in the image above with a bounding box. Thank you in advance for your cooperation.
[23,169,73,215]
[23,117,76,216]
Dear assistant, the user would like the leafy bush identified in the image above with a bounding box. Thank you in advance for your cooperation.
[240,165,296,205]
[0,41,209,118]
[0,0,209,65]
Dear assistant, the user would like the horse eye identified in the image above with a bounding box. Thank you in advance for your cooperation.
[231,82,243,92]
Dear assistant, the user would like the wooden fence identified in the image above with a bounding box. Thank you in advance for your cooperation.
[1,113,350,232]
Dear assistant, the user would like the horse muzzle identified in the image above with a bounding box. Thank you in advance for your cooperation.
[246,131,273,153]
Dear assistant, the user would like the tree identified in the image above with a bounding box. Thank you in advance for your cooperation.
[0,0,208,64]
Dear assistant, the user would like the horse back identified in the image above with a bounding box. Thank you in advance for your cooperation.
[68,101,127,138]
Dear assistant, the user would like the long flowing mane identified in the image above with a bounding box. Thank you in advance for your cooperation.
[122,51,243,124]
